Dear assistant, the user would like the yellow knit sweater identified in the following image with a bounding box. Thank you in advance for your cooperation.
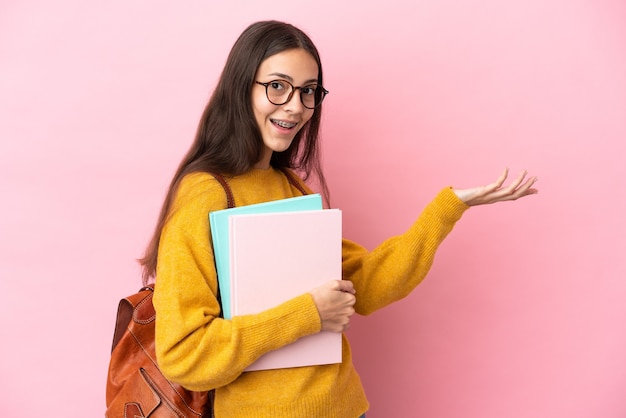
[153,167,468,418]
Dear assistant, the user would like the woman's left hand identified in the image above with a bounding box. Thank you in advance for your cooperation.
[453,168,538,207]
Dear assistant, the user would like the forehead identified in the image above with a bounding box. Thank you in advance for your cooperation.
[256,48,319,83]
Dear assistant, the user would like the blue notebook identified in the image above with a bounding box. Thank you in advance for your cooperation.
[209,194,323,318]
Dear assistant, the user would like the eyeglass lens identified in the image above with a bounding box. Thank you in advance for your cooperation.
[264,80,326,109]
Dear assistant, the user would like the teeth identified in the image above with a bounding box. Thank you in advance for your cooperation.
[273,119,296,128]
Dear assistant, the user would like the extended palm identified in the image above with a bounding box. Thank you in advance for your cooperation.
[453,169,538,206]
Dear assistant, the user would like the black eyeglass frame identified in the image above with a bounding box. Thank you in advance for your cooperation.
[254,80,329,109]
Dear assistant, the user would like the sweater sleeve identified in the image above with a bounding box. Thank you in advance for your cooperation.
[343,187,469,316]
[153,175,321,392]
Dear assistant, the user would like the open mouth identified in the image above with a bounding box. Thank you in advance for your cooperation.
[271,119,297,129]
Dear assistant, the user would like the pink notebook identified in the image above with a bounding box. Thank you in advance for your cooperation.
[228,209,343,371]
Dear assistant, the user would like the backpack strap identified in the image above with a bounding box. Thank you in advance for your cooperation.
[211,172,235,208]
[110,285,154,353]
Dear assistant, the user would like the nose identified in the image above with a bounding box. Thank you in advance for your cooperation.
[283,88,306,113]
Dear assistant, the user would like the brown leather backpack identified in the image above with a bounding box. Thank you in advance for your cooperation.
[105,284,213,417]
[105,169,308,417]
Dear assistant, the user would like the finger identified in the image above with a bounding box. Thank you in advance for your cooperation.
[336,280,356,294]
[496,170,532,196]
[344,293,357,307]
[496,167,510,188]
[504,174,536,197]
[509,170,528,191]
[495,169,526,196]
[492,176,538,202]
[492,167,510,190]
[511,176,539,198]
[481,168,510,194]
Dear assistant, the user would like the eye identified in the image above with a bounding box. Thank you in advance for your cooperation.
[301,85,317,96]
[269,80,287,91]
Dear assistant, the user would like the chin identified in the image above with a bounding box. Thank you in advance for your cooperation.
[269,140,295,153]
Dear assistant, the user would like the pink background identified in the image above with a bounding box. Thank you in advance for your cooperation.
[1,1,625,417]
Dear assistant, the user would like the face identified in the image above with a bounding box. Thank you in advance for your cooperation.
[252,48,319,169]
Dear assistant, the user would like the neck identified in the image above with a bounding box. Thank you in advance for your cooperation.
[254,148,273,169]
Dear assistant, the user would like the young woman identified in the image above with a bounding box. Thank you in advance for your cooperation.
[141,20,538,418]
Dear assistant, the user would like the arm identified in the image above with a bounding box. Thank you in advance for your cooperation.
[344,169,538,316]
[344,187,468,315]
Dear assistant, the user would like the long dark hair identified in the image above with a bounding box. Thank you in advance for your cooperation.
[139,20,328,284]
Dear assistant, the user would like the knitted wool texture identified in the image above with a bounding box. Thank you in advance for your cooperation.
[153,168,468,418]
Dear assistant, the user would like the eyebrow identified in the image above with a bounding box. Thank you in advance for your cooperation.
[267,72,319,84]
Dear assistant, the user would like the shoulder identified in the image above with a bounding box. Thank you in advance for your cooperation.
[171,172,231,215]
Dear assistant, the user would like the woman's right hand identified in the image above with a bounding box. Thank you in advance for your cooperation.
[309,280,357,333]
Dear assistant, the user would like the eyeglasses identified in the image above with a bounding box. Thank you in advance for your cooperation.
[255,79,329,109]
